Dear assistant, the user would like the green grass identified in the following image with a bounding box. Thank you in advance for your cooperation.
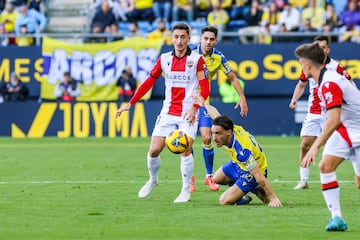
[0,136,359,240]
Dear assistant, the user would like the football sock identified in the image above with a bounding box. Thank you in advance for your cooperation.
[300,166,310,182]
[147,154,161,182]
[180,154,194,193]
[202,143,214,176]
[235,196,251,205]
[320,172,342,218]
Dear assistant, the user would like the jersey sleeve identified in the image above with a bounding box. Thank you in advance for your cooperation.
[234,141,258,171]
[218,51,232,75]
[299,70,308,82]
[321,81,343,110]
[129,57,162,105]
[336,63,352,80]
[196,56,210,108]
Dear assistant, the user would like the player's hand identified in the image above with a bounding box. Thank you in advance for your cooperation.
[289,100,296,109]
[184,107,197,125]
[192,94,205,106]
[115,103,131,118]
[234,98,248,117]
[301,146,318,168]
[268,197,282,207]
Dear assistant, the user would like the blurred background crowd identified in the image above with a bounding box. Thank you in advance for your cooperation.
[1,0,360,46]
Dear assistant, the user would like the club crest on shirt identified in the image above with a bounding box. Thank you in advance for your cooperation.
[203,64,209,78]
[187,60,194,68]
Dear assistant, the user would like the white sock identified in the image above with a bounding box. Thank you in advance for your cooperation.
[147,154,161,182]
[320,172,341,218]
[300,167,310,182]
[180,154,194,193]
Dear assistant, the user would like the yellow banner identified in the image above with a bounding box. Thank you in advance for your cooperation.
[41,37,163,101]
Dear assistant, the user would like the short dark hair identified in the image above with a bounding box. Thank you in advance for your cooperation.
[201,26,218,37]
[313,35,330,44]
[64,71,71,76]
[172,23,190,35]
[295,42,325,66]
[212,116,234,131]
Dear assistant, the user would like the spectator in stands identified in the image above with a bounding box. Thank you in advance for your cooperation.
[152,0,172,23]
[14,4,47,34]
[230,0,249,20]
[16,24,34,46]
[0,0,5,12]
[125,21,145,38]
[90,0,129,22]
[340,23,360,42]
[219,78,245,103]
[238,0,263,43]
[0,2,19,34]
[273,22,291,42]
[278,1,301,32]
[8,0,27,9]
[323,2,341,31]
[207,0,230,29]
[257,22,272,44]
[126,0,155,22]
[116,65,137,102]
[28,0,46,15]
[215,0,232,12]
[195,0,212,20]
[261,1,281,33]
[339,0,360,31]
[172,0,193,23]
[0,72,29,102]
[148,19,172,45]
[300,18,319,41]
[90,0,118,38]
[301,0,325,31]
[0,24,10,46]
[54,72,81,102]
[288,0,308,10]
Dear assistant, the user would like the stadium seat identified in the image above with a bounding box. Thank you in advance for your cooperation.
[137,21,153,33]
[226,20,247,32]
[189,20,207,33]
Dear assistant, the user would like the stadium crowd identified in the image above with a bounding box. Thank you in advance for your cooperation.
[85,0,360,44]
[1,0,360,45]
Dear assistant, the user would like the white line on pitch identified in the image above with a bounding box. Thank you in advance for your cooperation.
[0,180,356,185]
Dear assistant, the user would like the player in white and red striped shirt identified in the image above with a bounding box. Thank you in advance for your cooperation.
[116,23,210,203]
[289,36,351,190]
[296,42,360,232]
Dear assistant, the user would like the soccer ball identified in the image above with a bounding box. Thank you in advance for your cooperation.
[165,130,190,154]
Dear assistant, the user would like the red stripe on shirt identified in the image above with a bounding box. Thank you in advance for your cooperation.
[337,123,353,147]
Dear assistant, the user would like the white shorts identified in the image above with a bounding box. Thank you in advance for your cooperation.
[323,131,360,177]
[300,113,326,137]
[152,113,199,140]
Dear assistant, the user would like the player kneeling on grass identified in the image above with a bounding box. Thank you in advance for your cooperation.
[195,95,282,207]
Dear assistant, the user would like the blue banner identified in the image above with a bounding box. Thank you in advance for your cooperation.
[0,100,300,137]
[0,46,42,97]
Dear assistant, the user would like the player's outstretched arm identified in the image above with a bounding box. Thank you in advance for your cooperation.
[251,166,282,207]
[289,80,307,110]
[194,95,221,119]
[227,71,248,116]
[115,103,131,118]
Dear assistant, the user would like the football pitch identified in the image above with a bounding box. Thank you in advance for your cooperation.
[0,136,359,240]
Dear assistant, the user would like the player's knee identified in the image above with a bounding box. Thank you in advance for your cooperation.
[148,149,161,157]
[219,195,233,205]
[300,141,311,152]
[318,161,335,173]
[202,135,212,145]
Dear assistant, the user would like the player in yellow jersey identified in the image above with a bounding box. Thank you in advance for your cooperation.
[195,95,282,207]
[190,26,248,192]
